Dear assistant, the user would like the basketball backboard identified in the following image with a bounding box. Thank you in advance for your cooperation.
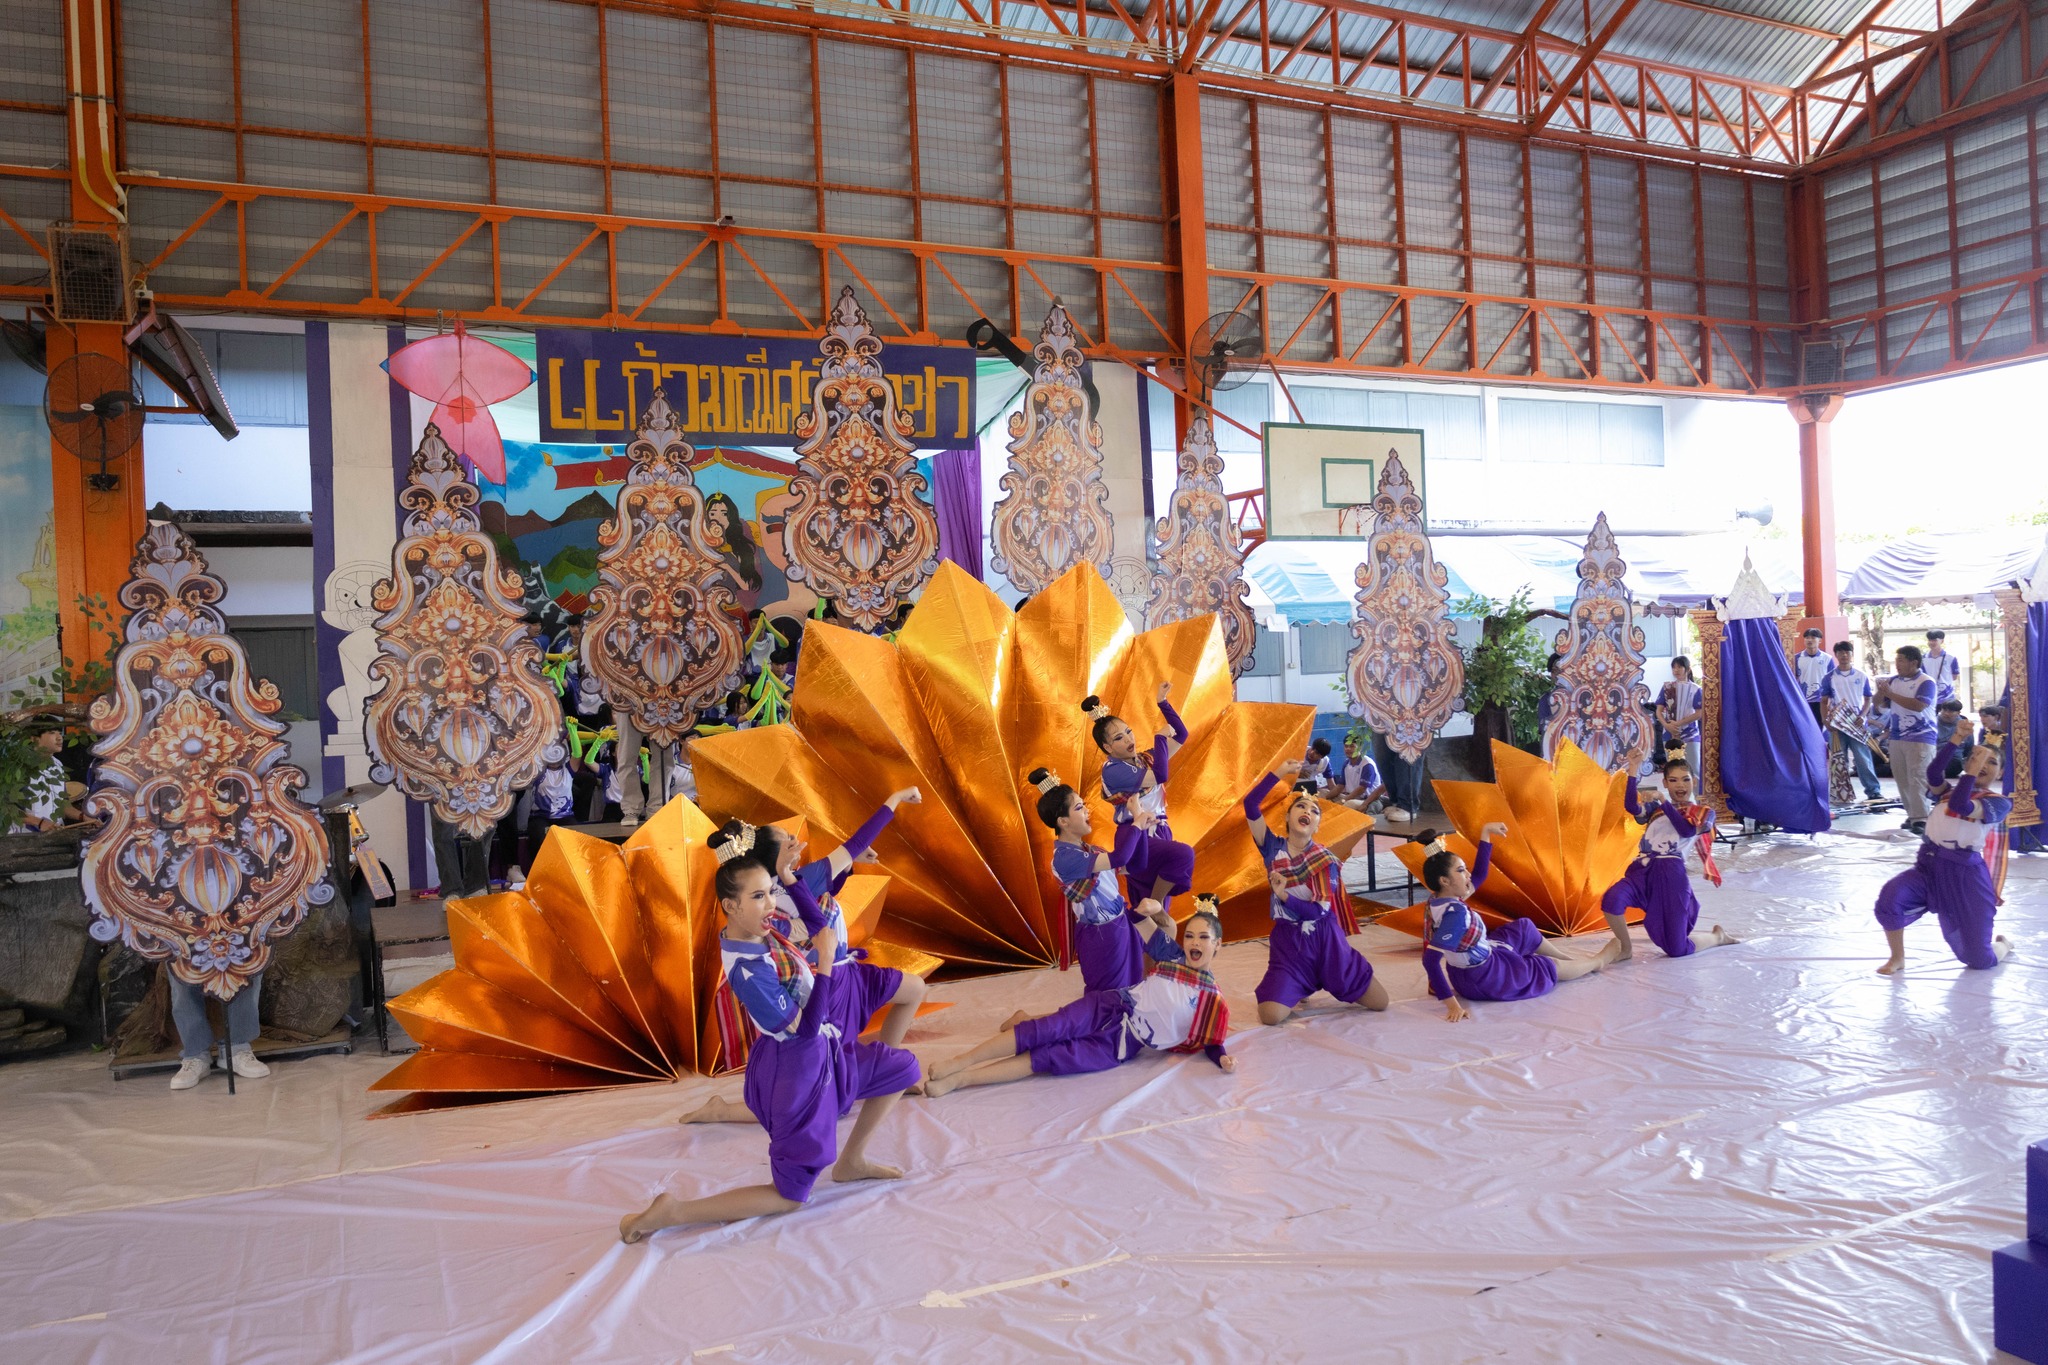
[1260,423,1426,539]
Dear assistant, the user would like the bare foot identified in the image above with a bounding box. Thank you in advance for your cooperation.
[620,1196,671,1244]
[832,1156,904,1183]
[925,1071,961,1098]
[1001,1008,1031,1029]
[678,1095,750,1124]
[1598,938,1627,966]
[1876,954,1906,976]
[1711,926,1741,946]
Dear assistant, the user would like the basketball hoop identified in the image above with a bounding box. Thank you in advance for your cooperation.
[1336,503,1373,538]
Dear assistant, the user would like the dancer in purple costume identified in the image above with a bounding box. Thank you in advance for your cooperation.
[1086,683,1196,918]
[924,907,1234,1096]
[1418,824,1618,1020]
[1245,759,1390,1024]
[1598,758,1739,960]
[678,787,930,1127]
[621,822,917,1243]
[1876,742,2015,973]
[1027,766,1183,993]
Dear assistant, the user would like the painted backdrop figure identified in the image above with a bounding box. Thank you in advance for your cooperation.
[1875,743,2014,973]
[1600,759,1738,959]
[925,907,1233,1096]
[621,823,916,1244]
[1244,761,1389,1024]
[1029,767,1181,995]
[1087,684,1195,919]
[1420,825,1617,1021]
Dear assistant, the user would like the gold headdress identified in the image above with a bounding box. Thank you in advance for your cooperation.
[713,822,759,865]
[1031,768,1065,795]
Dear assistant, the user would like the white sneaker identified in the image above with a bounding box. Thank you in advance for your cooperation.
[620,814,641,829]
[169,1056,210,1090]
[230,1046,270,1079]
[1386,806,1412,823]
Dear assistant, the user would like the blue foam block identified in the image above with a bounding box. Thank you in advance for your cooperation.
[1996,1239,2048,1364]
[2031,1141,2048,1245]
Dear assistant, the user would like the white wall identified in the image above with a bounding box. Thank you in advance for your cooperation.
[144,424,312,513]
[207,544,315,617]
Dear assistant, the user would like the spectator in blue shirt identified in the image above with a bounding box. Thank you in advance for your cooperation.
[1923,629,1963,705]
[1880,645,1939,832]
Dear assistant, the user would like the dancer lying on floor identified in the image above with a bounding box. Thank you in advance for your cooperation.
[679,788,929,1127]
[1086,682,1196,920]
[1599,758,1738,959]
[1027,765,1182,995]
[1244,761,1390,1024]
[1418,824,1620,1021]
[1876,741,2014,974]
[622,824,917,1243]
[924,903,1233,1096]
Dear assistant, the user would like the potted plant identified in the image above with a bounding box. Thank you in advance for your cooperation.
[1453,589,1564,776]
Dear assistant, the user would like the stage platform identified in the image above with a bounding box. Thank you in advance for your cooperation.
[2,823,2043,1362]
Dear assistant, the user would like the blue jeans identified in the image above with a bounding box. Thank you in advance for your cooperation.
[1839,735,1881,799]
[1383,751,1428,811]
[170,972,262,1059]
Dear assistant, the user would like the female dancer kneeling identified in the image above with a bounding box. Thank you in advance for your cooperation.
[1876,741,2014,973]
[1419,825,1619,1022]
[622,822,918,1243]
[1086,683,1196,919]
[679,788,928,1127]
[925,903,1234,1096]
[1599,758,1738,959]
[1028,765,1181,995]
[1244,760,1389,1024]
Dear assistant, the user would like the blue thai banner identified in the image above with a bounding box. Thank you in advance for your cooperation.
[536,329,976,448]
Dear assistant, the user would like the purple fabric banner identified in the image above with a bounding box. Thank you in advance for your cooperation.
[1718,616,1831,833]
[932,447,983,579]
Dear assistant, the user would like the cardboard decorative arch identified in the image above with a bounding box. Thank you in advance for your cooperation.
[1345,452,1464,762]
[364,424,566,839]
[781,288,941,631]
[1542,512,1653,775]
[80,524,334,1001]
[582,390,748,747]
[691,561,1368,966]
[1146,414,1257,677]
[989,302,1117,596]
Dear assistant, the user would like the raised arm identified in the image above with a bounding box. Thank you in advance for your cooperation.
[821,788,919,879]
[1623,775,1643,819]
[1925,742,1956,791]
[1471,829,1498,890]
[1243,769,1284,843]
[1158,682,1189,755]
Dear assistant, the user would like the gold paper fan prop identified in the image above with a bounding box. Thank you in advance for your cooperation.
[1385,740,1642,938]
[693,561,1370,965]
[368,799,936,1115]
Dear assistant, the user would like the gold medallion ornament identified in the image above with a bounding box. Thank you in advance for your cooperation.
[1542,512,1654,775]
[692,561,1369,966]
[989,302,1118,596]
[1345,452,1464,762]
[781,288,942,631]
[1146,414,1258,677]
[583,391,747,747]
[364,424,567,839]
[80,524,334,1001]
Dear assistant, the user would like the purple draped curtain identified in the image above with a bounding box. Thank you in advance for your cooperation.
[931,447,983,579]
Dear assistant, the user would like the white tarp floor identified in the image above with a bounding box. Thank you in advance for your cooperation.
[3,825,2045,1364]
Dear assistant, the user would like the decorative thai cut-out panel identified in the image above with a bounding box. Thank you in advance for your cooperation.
[81,524,334,1001]
[1146,415,1257,678]
[781,288,941,631]
[582,391,747,748]
[1542,512,1654,775]
[365,424,566,840]
[1344,452,1463,762]
[989,303,1117,596]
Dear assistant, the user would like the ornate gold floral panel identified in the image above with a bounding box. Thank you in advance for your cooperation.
[80,524,334,1001]
[1388,740,1638,937]
[1345,453,1464,763]
[1541,512,1653,775]
[989,303,1117,596]
[1146,414,1257,678]
[365,425,567,839]
[583,391,747,747]
[692,562,1369,966]
[781,288,942,631]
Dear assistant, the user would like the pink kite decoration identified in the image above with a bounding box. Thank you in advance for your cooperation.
[383,320,534,485]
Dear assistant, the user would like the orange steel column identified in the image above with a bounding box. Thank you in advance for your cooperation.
[1789,392,1847,645]
[1165,71,1208,448]
[52,0,147,673]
